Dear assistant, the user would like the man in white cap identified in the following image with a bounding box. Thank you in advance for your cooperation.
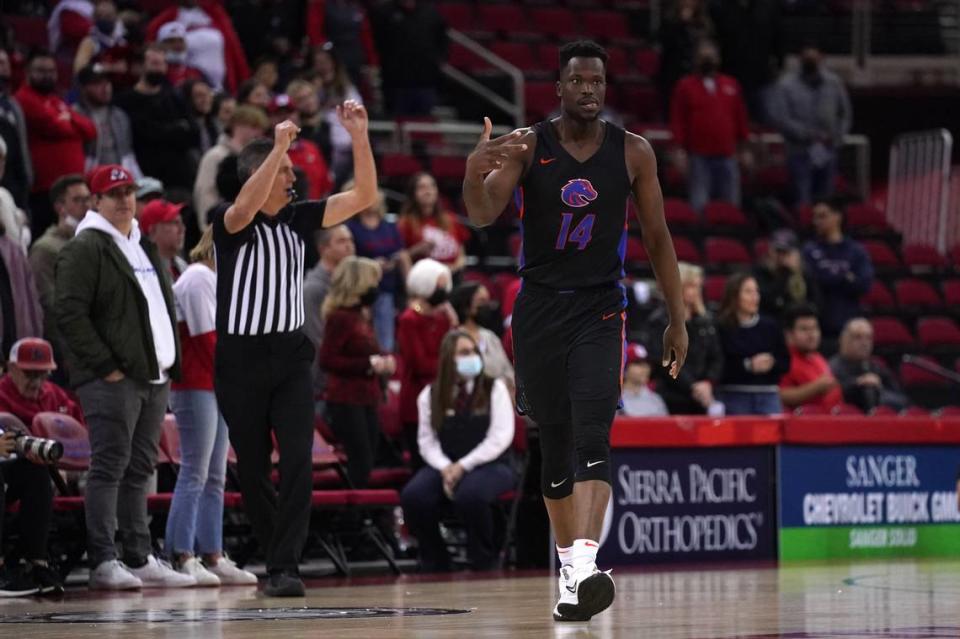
[157,21,206,87]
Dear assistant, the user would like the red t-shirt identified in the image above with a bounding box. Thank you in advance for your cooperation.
[0,375,86,426]
[398,214,469,265]
[397,307,452,423]
[780,345,843,410]
[288,139,333,200]
[171,263,217,391]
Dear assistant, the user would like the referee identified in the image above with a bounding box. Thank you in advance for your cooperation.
[211,101,377,596]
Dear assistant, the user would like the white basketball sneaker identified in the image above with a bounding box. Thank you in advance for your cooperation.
[88,560,143,591]
[129,555,197,588]
[553,563,616,622]
[206,556,258,586]
[178,557,221,587]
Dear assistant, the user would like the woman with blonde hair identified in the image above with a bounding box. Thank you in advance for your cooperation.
[647,261,724,415]
[166,227,257,586]
[320,256,396,487]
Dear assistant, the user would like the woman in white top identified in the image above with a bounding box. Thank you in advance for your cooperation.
[400,330,516,572]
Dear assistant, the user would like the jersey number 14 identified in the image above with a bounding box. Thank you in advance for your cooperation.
[555,213,596,251]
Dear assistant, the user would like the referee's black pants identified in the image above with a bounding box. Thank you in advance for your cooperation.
[214,331,315,573]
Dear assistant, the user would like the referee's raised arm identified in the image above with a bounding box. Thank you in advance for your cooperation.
[322,100,379,227]
[223,120,300,234]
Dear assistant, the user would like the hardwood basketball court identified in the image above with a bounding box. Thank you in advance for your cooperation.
[1,559,958,638]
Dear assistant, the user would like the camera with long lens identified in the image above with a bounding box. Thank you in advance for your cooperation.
[0,429,63,464]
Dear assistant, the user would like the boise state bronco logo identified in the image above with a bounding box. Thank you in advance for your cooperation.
[560,179,598,208]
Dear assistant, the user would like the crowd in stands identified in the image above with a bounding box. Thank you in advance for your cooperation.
[0,0,952,596]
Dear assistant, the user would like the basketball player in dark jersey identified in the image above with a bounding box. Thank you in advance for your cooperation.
[463,41,688,622]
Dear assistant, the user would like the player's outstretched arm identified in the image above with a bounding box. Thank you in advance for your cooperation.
[627,133,689,378]
[325,100,378,227]
[224,120,298,234]
[462,117,532,228]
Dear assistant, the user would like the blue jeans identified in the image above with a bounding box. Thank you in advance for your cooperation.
[719,390,783,416]
[688,154,740,213]
[788,148,837,206]
[372,292,396,352]
[165,390,229,556]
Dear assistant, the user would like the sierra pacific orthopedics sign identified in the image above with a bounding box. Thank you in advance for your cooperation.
[778,445,960,559]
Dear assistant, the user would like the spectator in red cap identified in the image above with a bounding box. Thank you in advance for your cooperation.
[0,337,85,427]
[140,199,187,281]
[16,52,97,239]
[55,163,192,591]
[156,21,207,88]
[619,344,668,418]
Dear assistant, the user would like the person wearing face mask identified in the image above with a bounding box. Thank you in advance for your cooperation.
[669,39,751,213]
[116,44,201,194]
[753,229,821,319]
[319,256,395,488]
[73,0,137,89]
[0,49,33,210]
[74,63,142,176]
[449,282,514,390]
[16,52,97,241]
[768,44,852,206]
[400,330,516,572]
[397,258,457,468]
[29,174,89,379]
[157,22,207,88]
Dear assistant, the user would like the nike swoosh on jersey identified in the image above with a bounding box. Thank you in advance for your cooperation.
[539,157,557,165]
[550,477,568,488]
[601,312,619,320]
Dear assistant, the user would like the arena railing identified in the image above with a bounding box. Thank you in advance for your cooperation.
[443,29,525,129]
[886,128,953,252]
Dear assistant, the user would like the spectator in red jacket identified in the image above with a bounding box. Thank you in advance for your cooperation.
[16,52,97,239]
[320,257,396,487]
[669,39,750,213]
[146,0,250,93]
[268,96,333,200]
[779,303,842,412]
[0,338,85,427]
[397,258,455,467]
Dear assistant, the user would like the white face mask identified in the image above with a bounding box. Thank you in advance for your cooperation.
[455,354,483,380]
[166,51,188,66]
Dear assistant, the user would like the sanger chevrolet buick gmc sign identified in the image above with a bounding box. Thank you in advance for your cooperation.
[779,445,960,559]
[598,447,776,564]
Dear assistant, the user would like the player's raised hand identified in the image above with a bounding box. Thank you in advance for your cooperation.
[466,117,528,178]
[274,120,300,152]
[662,322,689,380]
[337,99,369,138]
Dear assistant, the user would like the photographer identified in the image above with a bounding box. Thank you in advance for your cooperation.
[0,338,86,427]
[0,413,58,597]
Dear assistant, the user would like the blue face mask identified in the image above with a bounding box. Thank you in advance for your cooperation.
[455,354,483,380]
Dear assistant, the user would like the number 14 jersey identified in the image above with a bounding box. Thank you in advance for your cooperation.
[514,119,633,290]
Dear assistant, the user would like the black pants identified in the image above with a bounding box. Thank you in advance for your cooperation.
[27,191,54,242]
[327,402,379,488]
[0,458,54,561]
[214,331,315,573]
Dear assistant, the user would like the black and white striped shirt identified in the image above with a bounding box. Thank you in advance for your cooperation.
[211,201,327,336]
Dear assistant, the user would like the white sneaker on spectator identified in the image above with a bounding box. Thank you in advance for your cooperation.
[207,556,258,585]
[89,560,142,591]
[178,557,220,587]
[129,555,197,588]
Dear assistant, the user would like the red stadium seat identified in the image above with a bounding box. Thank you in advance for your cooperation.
[704,237,751,267]
[861,281,896,312]
[846,203,889,229]
[902,243,947,270]
[868,405,898,416]
[525,82,558,120]
[939,405,960,417]
[634,49,660,77]
[663,198,699,226]
[899,356,950,388]
[703,275,726,303]
[606,48,629,76]
[870,316,916,350]
[583,11,630,40]
[437,2,475,30]
[943,280,960,307]
[448,43,488,72]
[703,201,749,228]
[617,83,660,121]
[624,236,647,263]
[429,155,468,181]
[861,240,902,269]
[673,236,702,263]
[380,153,422,178]
[949,243,960,268]
[489,42,537,71]
[894,278,943,310]
[794,405,827,416]
[537,43,560,70]
[528,8,579,39]
[831,403,864,415]
[917,316,960,350]
[477,4,526,33]
[796,204,814,228]
[31,412,90,472]
[900,406,931,417]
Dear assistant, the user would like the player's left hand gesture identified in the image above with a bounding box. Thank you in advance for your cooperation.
[662,322,689,379]
[337,99,368,139]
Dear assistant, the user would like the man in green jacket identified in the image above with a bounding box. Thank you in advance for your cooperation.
[55,164,194,591]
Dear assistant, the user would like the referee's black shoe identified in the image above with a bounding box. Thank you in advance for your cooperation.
[264,569,305,597]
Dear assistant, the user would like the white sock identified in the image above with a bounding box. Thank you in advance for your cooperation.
[556,545,573,569]
[571,538,599,570]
